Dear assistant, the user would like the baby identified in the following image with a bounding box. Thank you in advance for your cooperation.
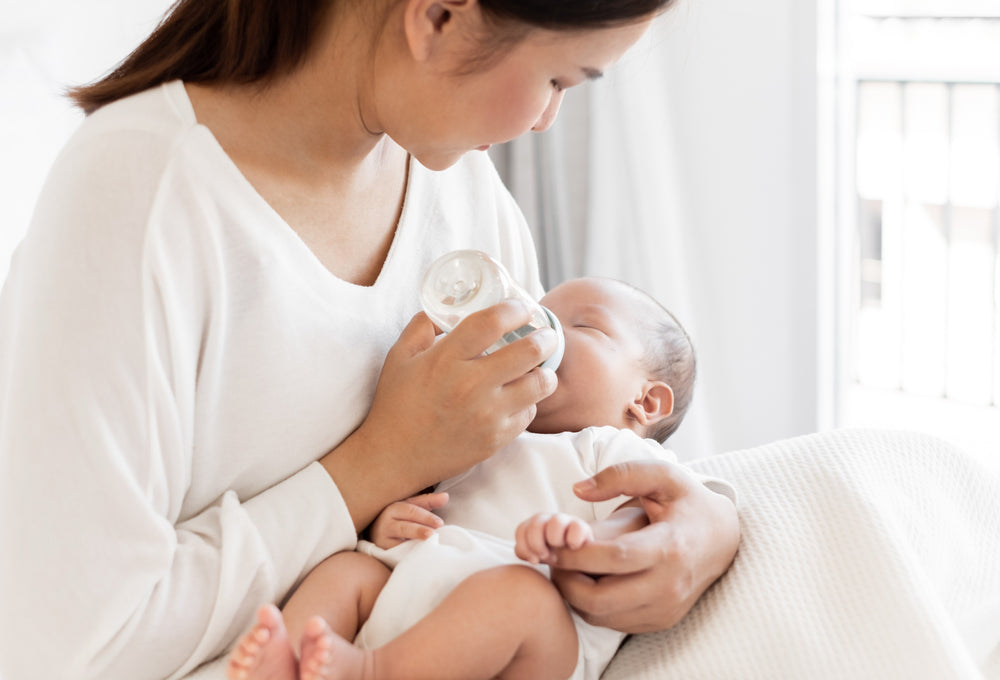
[227,276,705,680]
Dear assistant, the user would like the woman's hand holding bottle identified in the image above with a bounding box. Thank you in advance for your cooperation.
[322,301,558,531]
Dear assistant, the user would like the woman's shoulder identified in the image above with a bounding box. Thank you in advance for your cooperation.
[37,81,233,228]
[43,81,205,210]
[21,82,225,297]
[76,80,197,147]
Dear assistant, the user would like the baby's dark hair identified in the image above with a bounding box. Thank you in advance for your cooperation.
[618,281,696,443]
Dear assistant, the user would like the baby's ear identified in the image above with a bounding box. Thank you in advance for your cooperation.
[627,382,674,426]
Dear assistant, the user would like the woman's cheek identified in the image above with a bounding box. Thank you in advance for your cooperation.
[483,86,550,141]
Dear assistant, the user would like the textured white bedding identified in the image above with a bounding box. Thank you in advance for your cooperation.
[602,429,1000,680]
[186,429,999,680]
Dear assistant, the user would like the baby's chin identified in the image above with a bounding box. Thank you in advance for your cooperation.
[528,400,634,436]
[527,405,579,435]
[525,419,559,435]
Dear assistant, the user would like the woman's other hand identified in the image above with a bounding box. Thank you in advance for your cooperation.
[548,459,740,633]
[324,301,557,531]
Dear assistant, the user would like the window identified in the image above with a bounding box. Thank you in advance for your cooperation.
[832,0,1000,462]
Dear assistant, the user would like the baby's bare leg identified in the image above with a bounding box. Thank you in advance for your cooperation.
[282,551,391,644]
[298,564,579,680]
[226,551,390,680]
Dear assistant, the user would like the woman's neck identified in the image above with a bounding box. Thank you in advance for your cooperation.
[187,3,393,184]
[184,4,411,287]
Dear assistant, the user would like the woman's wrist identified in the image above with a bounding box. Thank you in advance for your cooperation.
[319,423,415,533]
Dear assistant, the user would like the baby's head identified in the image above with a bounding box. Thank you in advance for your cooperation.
[528,277,695,443]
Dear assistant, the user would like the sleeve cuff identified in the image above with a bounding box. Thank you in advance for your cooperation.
[243,461,358,596]
[697,473,739,506]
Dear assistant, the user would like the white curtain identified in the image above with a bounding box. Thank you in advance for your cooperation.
[494,2,822,459]
[493,20,718,459]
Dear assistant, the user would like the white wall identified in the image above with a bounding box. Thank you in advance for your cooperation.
[0,1,171,281]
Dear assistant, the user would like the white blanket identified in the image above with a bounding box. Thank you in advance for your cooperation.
[603,428,1000,680]
[185,428,999,680]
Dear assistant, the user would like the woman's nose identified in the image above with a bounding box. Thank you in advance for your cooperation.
[532,91,565,132]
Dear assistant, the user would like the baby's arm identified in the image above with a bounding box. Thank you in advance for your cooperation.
[515,501,649,565]
[367,492,449,549]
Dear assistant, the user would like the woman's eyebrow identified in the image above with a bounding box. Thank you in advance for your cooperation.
[582,67,604,80]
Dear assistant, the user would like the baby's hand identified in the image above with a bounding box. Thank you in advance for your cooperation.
[515,512,594,565]
[368,492,449,549]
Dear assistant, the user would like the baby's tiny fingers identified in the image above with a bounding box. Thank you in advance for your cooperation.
[394,502,444,530]
[543,513,575,548]
[565,520,594,550]
[407,492,450,511]
[515,537,539,564]
[518,514,553,562]
[402,522,436,541]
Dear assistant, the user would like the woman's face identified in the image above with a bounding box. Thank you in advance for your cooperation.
[382,13,654,170]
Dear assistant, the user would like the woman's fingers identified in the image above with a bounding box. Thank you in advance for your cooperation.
[497,366,556,430]
[548,522,670,575]
[573,460,695,506]
[435,299,531,359]
[386,311,440,360]
[360,304,559,494]
[549,568,666,632]
[441,300,535,358]
[550,477,741,634]
[438,300,560,382]
[482,324,559,385]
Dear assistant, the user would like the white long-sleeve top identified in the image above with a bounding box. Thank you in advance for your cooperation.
[0,81,543,680]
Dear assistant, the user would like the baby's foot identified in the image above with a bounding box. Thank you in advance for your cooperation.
[298,615,371,680]
[227,604,298,680]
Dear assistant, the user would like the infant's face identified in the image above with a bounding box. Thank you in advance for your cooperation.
[529,278,650,435]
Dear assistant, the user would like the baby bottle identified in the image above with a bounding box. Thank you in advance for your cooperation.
[420,250,565,371]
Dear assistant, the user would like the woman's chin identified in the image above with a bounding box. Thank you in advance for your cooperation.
[410,149,469,172]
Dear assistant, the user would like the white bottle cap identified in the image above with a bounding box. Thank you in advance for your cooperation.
[540,306,565,372]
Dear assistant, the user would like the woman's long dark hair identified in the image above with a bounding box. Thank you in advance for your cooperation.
[69,0,673,114]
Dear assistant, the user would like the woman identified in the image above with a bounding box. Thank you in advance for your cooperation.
[0,1,740,679]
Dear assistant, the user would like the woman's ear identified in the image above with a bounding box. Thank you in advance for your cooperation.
[626,381,674,426]
[403,0,478,63]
